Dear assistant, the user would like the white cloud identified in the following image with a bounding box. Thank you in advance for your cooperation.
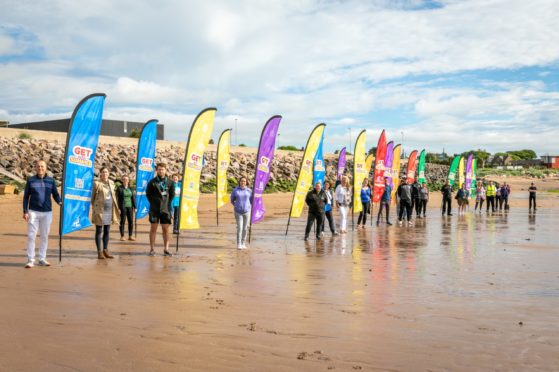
[0,0,558,155]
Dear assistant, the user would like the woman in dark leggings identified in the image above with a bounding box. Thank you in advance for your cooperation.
[117,175,136,241]
[322,181,338,235]
[91,167,120,259]
[357,178,371,228]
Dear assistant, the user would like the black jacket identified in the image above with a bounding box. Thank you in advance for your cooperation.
[305,189,327,215]
[116,185,136,211]
[441,184,453,199]
[411,182,421,199]
[397,184,412,202]
[146,176,175,215]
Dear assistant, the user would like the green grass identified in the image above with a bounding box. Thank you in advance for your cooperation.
[547,189,559,193]
[478,167,559,178]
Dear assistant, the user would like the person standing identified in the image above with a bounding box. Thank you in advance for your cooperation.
[335,176,351,233]
[475,184,486,212]
[304,181,327,241]
[397,177,413,226]
[376,177,392,225]
[495,185,502,210]
[116,175,136,241]
[146,163,175,256]
[356,178,371,228]
[418,182,429,218]
[171,174,181,234]
[456,183,469,215]
[528,182,537,211]
[230,176,252,249]
[322,180,338,236]
[501,182,510,210]
[411,179,422,218]
[91,167,120,260]
[486,181,496,212]
[22,160,62,268]
[441,180,453,216]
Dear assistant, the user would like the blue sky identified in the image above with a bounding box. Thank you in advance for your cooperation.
[1,0,558,155]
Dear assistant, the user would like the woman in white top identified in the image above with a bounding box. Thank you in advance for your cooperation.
[334,176,351,233]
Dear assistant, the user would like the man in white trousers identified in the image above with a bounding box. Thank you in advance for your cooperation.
[22,160,61,268]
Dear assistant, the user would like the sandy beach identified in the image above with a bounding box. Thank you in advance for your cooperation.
[1,176,558,371]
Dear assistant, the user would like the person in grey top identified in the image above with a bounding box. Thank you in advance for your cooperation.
[230,176,252,249]
[418,182,429,218]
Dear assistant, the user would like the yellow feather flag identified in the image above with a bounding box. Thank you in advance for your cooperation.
[289,124,326,218]
[458,156,465,188]
[179,108,216,230]
[391,144,401,204]
[365,153,374,176]
[353,130,367,213]
[216,129,231,209]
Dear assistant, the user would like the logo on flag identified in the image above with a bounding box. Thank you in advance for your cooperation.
[69,146,93,167]
[139,157,154,172]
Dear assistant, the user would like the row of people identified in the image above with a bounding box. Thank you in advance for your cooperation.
[22,161,177,267]
[21,159,542,266]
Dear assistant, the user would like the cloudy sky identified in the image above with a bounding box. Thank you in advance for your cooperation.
[1,0,558,155]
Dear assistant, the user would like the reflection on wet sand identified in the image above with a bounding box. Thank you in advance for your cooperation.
[1,208,558,370]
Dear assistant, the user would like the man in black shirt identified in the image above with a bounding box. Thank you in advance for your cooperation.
[146,163,175,256]
[304,182,327,241]
[528,182,537,211]
[441,180,453,216]
[397,178,413,225]
[411,178,422,218]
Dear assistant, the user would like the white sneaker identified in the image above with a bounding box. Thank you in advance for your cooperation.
[237,244,243,250]
[38,259,51,266]
[408,221,414,226]
[241,243,247,249]
[25,260,34,268]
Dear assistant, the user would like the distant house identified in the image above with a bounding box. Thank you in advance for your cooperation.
[488,154,513,167]
[510,159,543,168]
[541,155,559,169]
[9,118,165,140]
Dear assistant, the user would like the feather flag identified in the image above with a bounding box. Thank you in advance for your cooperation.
[372,130,387,203]
[251,116,282,224]
[178,108,216,230]
[353,130,367,213]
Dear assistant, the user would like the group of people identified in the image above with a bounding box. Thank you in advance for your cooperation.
[298,176,431,241]
[441,180,515,216]
[21,159,543,266]
[22,161,181,268]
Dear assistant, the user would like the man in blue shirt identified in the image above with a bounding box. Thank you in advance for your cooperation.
[22,160,61,268]
[376,177,392,226]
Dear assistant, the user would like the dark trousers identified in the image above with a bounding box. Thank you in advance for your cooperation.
[95,225,110,252]
[475,199,484,210]
[442,197,452,215]
[501,196,508,209]
[417,199,427,216]
[377,200,390,222]
[412,198,419,216]
[497,196,503,209]
[322,210,336,233]
[398,200,412,221]
[357,201,370,225]
[487,196,495,212]
[529,194,536,210]
[119,207,134,237]
[305,212,323,239]
[173,206,180,232]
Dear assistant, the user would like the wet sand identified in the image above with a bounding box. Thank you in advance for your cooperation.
[1,185,558,371]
